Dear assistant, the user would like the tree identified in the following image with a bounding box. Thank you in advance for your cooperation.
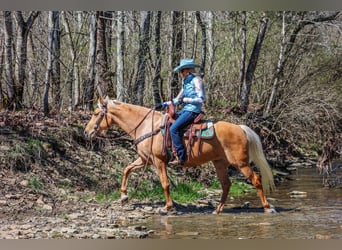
[43,11,59,116]
[116,11,126,102]
[133,11,151,105]
[263,11,340,117]
[151,11,163,105]
[15,11,40,109]
[0,40,4,108]
[83,12,97,110]
[195,11,207,78]
[170,11,183,98]
[239,11,247,102]
[239,15,268,114]
[95,11,111,97]
[51,11,61,110]
[4,11,15,109]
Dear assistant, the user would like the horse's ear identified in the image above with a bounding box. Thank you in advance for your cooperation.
[105,96,109,102]
[98,96,104,108]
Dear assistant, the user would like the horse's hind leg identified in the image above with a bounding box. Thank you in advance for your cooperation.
[120,157,146,205]
[212,159,231,214]
[239,166,273,212]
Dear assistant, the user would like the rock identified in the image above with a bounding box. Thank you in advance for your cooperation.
[0,200,7,206]
[241,201,250,209]
[272,169,289,176]
[20,180,29,187]
[36,196,45,205]
[288,190,307,198]
[286,166,297,171]
[315,234,331,239]
[42,204,53,210]
[176,231,200,236]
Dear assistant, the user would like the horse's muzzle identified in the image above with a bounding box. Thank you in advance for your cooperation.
[84,129,95,139]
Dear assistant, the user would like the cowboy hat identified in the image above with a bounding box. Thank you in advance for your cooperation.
[173,59,200,72]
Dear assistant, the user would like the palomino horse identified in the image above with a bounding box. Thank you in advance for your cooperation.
[84,96,276,214]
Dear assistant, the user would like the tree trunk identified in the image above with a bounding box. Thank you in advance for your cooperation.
[239,15,268,114]
[238,11,247,102]
[152,11,163,105]
[74,11,83,107]
[43,11,54,116]
[0,41,4,108]
[195,11,207,78]
[83,12,97,110]
[116,11,125,102]
[62,11,76,112]
[170,11,183,98]
[51,11,61,110]
[96,11,110,97]
[4,11,15,109]
[263,11,286,118]
[133,11,151,105]
[206,11,215,105]
[15,11,40,109]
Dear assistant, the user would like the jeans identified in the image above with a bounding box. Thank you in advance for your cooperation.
[170,110,199,163]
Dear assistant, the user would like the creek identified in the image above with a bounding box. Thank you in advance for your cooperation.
[144,167,342,239]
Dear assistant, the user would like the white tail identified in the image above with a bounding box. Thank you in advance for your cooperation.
[240,125,275,193]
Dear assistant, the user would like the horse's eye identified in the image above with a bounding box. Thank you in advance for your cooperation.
[93,111,100,116]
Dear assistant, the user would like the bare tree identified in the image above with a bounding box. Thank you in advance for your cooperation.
[133,11,151,105]
[0,40,4,108]
[116,11,125,102]
[239,15,268,114]
[263,11,286,118]
[95,11,111,96]
[15,11,40,109]
[151,11,163,105]
[238,11,247,102]
[51,11,61,110]
[4,11,15,109]
[195,11,207,78]
[170,11,183,98]
[83,12,97,110]
[43,12,55,116]
[263,11,340,117]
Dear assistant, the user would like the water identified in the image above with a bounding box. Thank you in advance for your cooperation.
[144,167,342,239]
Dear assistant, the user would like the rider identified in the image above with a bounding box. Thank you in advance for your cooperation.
[159,59,205,166]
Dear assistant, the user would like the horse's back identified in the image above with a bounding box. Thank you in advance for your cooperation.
[214,121,246,141]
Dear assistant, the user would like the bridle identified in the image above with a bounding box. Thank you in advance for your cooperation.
[93,103,109,133]
[92,101,160,145]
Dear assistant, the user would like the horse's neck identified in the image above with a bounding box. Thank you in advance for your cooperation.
[108,102,161,139]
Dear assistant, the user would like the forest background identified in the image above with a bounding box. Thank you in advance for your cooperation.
[0,11,341,184]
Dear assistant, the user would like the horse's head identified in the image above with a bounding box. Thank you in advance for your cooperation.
[84,96,113,139]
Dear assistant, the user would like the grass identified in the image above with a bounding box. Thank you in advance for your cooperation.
[91,177,255,205]
[29,175,45,192]
[209,177,255,196]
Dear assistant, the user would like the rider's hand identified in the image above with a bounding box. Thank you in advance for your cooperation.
[155,103,167,109]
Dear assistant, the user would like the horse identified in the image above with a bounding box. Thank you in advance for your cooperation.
[84,96,276,214]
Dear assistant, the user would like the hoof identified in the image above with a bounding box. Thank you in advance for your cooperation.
[120,195,129,205]
[212,210,218,215]
[264,207,277,214]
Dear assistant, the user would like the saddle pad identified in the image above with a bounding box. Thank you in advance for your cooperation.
[161,120,215,139]
[198,121,214,138]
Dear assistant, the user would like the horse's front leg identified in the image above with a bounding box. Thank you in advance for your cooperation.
[120,157,146,205]
[155,159,173,214]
